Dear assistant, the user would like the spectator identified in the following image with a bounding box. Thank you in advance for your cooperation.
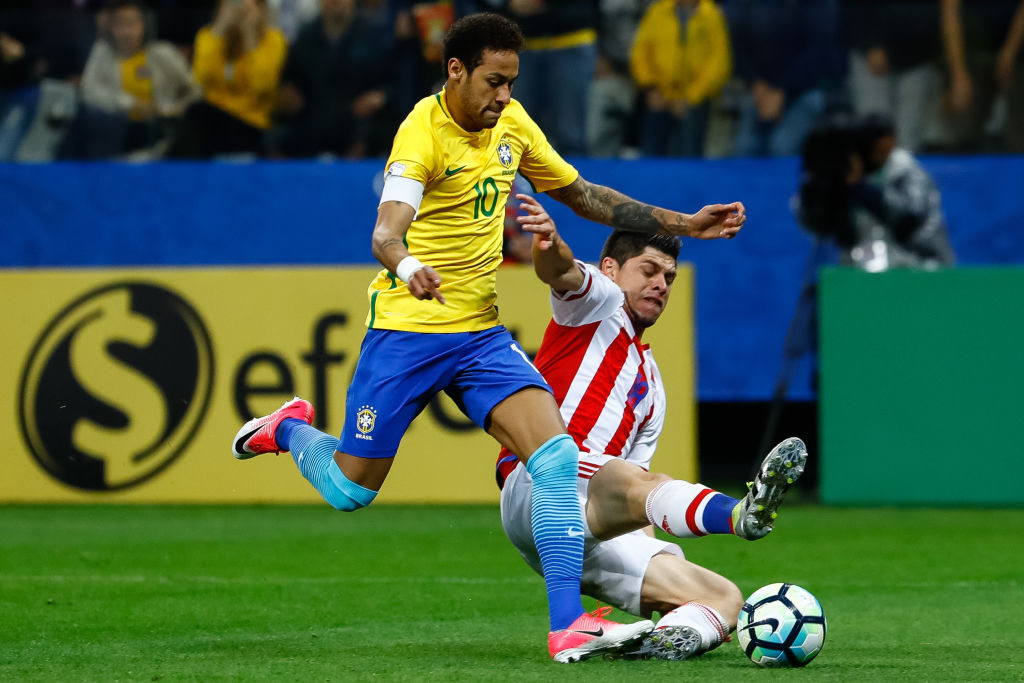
[269,0,398,158]
[941,0,1024,152]
[485,0,600,156]
[154,0,220,58]
[585,0,644,158]
[390,0,472,117]
[0,16,46,160]
[729,0,844,157]
[845,0,942,153]
[630,0,731,157]
[26,0,98,83]
[168,0,287,158]
[63,0,199,158]
[267,0,320,43]
[1,2,93,161]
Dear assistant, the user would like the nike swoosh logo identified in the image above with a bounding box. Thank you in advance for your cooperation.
[740,618,779,634]
[567,528,585,537]
[444,165,466,176]
[233,426,260,454]
[573,627,604,637]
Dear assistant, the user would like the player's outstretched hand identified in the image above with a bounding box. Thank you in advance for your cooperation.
[515,193,558,250]
[689,202,746,240]
[408,265,446,304]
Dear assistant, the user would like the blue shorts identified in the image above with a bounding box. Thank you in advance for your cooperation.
[339,326,551,458]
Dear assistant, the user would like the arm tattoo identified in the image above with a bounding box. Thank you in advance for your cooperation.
[370,235,407,265]
[611,202,661,233]
[548,177,664,234]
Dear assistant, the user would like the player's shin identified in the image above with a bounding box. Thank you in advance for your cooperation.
[645,481,739,538]
[526,433,586,631]
[280,420,377,511]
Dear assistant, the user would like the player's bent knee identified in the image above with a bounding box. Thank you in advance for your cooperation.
[638,471,672,490]
[525,433,577,479]
[323,461,378,512]
[716,579,744,625]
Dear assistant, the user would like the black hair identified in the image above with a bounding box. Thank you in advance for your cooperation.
[853,112,895,164]
[856,112,895,142]
[798,113,858,246]
[442,13,523,74]
[600,230,681,265]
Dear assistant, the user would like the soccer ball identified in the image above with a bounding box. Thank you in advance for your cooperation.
[736,583,826,667]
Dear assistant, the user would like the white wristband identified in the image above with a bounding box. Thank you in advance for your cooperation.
[395,256,425,284]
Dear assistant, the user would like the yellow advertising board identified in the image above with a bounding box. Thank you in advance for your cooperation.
[0,265,695,503]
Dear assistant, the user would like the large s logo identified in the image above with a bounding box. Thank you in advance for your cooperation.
[18,282,214,491]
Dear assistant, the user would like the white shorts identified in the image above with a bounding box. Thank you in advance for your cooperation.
[499,454,684,617]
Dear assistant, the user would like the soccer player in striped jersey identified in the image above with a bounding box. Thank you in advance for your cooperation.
[497,196,808,661]
[231,13,745,663]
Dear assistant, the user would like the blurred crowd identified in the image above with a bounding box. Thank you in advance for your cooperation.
[1,0,1022,162]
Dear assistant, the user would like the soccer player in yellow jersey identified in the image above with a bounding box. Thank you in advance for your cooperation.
[232,13,746,663]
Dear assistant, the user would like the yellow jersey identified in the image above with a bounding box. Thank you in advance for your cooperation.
[367,89,578,333]
[191,26,287,130]
[119,52,153,120]
[630,0,732,105]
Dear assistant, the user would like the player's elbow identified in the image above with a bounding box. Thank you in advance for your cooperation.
[370,223,400,263]
[372,202,416,261]
[370,230,389,262]
[545,263,585,293]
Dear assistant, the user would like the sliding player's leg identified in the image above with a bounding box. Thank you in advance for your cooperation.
[586,457,740,539]
[500,471,737,663]
[567,455,741,652]
[732,437,807,540]
[585,437,808,542]
[622,553,743,661]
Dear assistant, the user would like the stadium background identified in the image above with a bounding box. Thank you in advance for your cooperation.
[2,156,1022,504]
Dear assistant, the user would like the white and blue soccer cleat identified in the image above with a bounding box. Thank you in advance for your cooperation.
[613,624,704,661]
[733,437,808,540]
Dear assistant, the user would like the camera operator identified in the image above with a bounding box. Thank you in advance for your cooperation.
[797,113,956,271]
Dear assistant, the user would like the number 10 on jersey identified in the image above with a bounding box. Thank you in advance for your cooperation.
[473,178,500,219]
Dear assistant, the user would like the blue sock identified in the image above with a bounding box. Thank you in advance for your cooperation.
[281,421,377,511]
[276,418,306,452]
[527,433,585,631]
[703,492,740,534]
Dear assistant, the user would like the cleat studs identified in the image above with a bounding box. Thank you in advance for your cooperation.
[771,512,778,519]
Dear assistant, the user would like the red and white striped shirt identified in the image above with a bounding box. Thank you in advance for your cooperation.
[496,261,665,486]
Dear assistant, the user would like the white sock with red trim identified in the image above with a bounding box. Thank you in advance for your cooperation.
[645,480,739,537]
[655,602,730,653]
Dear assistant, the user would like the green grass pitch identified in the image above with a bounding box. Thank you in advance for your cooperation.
[2,504,1022,681]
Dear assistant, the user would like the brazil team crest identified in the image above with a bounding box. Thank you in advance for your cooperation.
[356,405,377,435]
[497,138,513,168]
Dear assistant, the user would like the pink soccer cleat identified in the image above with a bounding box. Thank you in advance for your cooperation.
[231,397,314,459]
[548,606,654,663]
